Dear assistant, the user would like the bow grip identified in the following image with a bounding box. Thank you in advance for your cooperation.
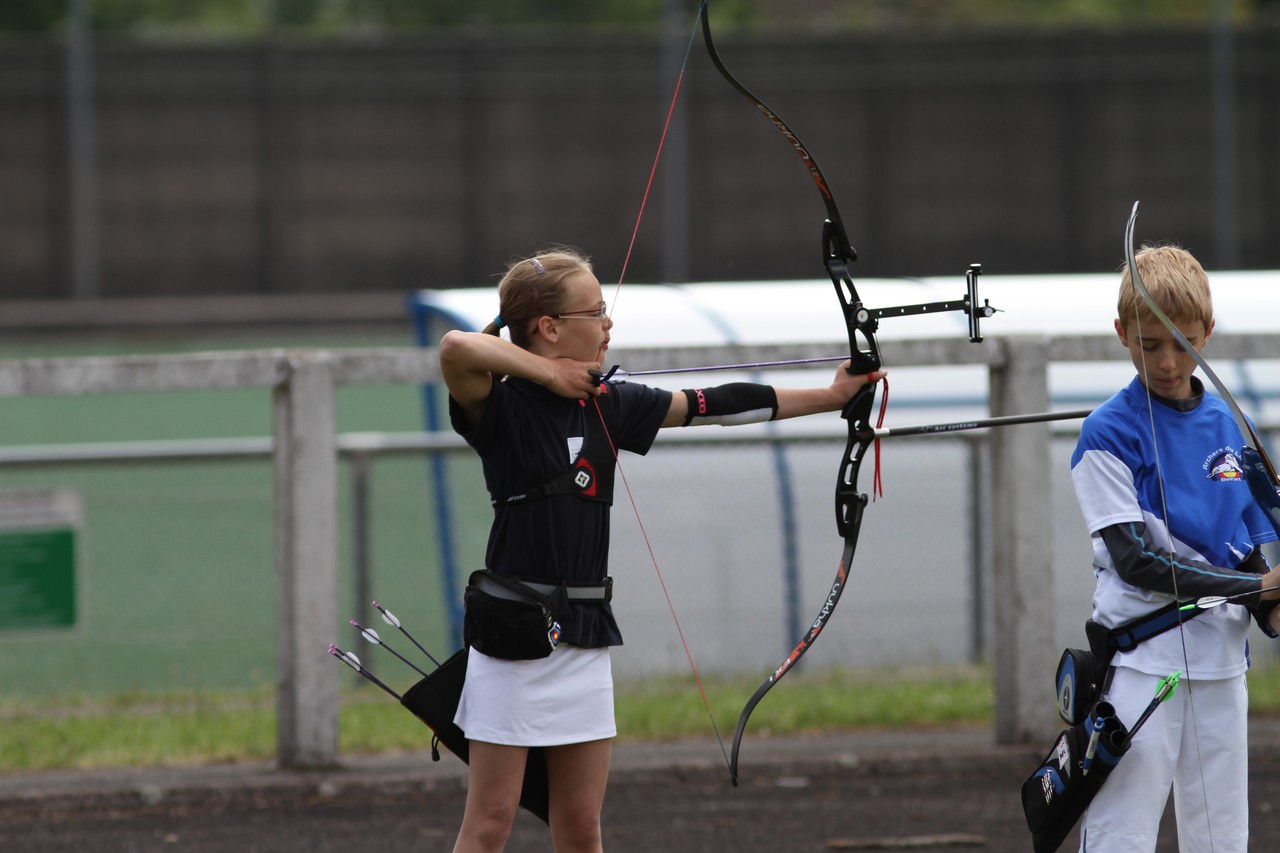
[835,384,876,538]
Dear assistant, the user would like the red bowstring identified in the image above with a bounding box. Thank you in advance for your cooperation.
[872,375,889,501]
[594,7,731,767]
[609,8,701,308]
[592,398,731,766]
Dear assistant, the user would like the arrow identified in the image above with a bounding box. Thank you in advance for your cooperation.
[1081,705,1108,776]
[1179,586,1280,612]
[372,600,442,667]
[593,356,851,385]
[1123,670,1182,746]
[327,643,401,700]
[351,620,431,678]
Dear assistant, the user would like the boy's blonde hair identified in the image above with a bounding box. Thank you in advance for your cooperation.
[1118,244,1213,331]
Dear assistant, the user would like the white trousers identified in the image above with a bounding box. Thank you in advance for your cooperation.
[1080,666,1249,853]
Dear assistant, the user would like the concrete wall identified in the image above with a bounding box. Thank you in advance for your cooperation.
[3,26,1279,300]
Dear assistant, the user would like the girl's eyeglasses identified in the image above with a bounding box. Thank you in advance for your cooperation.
[555,304,608,321]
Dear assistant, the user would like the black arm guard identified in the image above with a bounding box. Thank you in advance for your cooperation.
[680,383,779,427]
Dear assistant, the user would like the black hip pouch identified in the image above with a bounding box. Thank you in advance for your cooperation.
[1055,618,1115,726]
[463,570,569,661]
[1054,646,1111,726]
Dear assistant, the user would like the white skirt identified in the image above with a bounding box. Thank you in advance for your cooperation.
[454,645,616,747]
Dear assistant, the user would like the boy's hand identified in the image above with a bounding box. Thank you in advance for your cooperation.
[1260,565,1280,602]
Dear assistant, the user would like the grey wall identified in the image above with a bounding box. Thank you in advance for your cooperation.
[3,26,1278,299]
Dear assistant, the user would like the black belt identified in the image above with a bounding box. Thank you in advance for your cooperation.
[476,572,612,604]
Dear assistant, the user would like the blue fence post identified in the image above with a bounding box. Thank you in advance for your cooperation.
[407,294,468,646]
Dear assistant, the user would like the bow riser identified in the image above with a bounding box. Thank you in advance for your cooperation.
[837,387,875,537]
[830,270,879,376]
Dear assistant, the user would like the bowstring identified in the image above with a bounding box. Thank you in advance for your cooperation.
[595,2,733,771]
[608,1,705,314]
[593,396,731,770]
[1132,297,1217,851]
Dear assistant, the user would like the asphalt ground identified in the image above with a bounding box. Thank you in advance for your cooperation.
[4,721,1280,852]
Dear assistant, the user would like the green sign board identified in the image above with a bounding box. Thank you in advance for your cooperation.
[0,528,77,630]
[0,488,80,632]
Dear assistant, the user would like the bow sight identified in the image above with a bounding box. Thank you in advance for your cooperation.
[854,263,996,344]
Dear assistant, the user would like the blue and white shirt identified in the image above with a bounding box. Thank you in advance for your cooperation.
[1071,377,1277,678]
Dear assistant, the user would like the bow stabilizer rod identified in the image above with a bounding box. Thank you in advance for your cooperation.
[859,408,1092,440]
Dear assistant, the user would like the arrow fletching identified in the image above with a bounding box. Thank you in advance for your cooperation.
[370,599,442,667]
[1155,669,1182,702]
[1181,595,1227,611]
[328,644,361,672]
[373,601,401,628]
[1124,669,1183,744]
[1179,587,1276,612]
[328,642,402,699]
[351,617,430,677]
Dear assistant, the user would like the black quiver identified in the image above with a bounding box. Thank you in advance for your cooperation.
[1020,701,1130,853]
[399,648,550,824]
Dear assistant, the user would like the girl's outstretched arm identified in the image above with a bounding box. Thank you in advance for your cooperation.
[660,362,886,428]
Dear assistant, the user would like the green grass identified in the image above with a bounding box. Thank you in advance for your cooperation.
[0,688,279,770]
[8,662,1280,773]
[0,663,1232,771]
[0,665,992,771]
[614,664,996,740]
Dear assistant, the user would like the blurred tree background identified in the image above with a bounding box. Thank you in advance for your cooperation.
[2,0,1277,37]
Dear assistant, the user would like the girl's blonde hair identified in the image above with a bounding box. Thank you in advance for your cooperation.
[484,247,594,348]
[1118,244,1213,331]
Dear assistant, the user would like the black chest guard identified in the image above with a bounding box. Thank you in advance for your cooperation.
[491,399,616,507]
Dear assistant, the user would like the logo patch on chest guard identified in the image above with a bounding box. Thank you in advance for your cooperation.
[1206,450,1245,482]
[573,458,597,495]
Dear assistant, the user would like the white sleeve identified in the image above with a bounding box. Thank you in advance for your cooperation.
[1071,447,1144,535]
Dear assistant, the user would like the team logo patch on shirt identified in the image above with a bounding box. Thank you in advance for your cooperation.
[1206,450,1245,481]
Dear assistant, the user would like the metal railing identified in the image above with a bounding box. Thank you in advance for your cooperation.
[1,334,1275,761]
